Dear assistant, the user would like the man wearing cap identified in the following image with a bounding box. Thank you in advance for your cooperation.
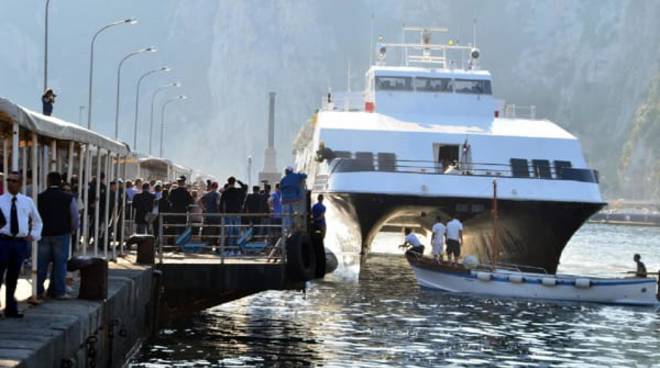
[169,176,193,236]
[280,166,307,232]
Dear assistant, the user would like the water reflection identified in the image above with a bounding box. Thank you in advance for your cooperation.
[132,225,660,367]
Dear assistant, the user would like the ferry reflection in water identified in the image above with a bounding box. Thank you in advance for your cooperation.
[132,224,660,367]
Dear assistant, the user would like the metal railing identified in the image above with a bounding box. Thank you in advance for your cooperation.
[321,91,364,112]
[503,104,537,119]
[153,212,306,264]
[325,157,599,183]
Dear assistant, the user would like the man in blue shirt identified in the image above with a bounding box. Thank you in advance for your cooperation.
[311,194,326,239]
[279,166,307,232]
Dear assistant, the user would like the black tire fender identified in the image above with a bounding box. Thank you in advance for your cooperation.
[286,232,317,282]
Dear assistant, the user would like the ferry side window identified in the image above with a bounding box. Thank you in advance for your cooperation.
[414,77,452,93]
[375,76,413,91]
[454,79,492,95]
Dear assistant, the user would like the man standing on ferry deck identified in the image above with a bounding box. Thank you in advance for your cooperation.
[0,172,43,318]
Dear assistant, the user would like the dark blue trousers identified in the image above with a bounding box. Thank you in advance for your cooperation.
[0,237,29,314]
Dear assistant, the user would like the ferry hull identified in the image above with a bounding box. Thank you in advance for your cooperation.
[408,259,658,306]
[324,192,604,274]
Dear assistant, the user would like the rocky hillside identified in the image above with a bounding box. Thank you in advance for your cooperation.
[1,0,658,199]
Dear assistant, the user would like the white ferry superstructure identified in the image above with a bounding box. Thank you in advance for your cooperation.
[293,27,605,273]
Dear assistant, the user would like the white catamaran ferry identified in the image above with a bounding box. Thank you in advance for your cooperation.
[293,27,605,274]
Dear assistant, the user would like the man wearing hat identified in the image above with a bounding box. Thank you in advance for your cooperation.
[168,176,192,236]
[280,166,307,232]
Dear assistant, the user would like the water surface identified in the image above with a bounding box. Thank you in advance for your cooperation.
[131,224,660,367]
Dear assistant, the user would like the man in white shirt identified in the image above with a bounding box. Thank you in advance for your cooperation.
[446,217,464,265]
[400,227,424,256]
[431,216,446,262]
[0,172,43,318]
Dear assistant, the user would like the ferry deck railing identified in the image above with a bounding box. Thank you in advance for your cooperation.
[503,104,537,119]
[154,212,306,265]
[321,157,599,184]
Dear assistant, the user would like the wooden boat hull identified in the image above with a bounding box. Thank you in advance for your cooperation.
[407,255,658,306]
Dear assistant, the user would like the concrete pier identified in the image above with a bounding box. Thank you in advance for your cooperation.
[0,259,154,368]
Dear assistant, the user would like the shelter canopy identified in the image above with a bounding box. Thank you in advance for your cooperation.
[0,97,130,155]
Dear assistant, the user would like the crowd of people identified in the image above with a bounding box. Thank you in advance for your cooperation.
[0,164,321,318]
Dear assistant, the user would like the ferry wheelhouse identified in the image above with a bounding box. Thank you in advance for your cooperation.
[293,27,604,273]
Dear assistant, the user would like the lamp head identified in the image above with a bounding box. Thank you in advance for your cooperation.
[125,18,138,24]
[178,95,187,100]
[146,47,157,53]
[161,67,171,72]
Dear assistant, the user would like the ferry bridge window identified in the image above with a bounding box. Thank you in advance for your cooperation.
[414,77,452,92]
[375,76,413,91]
[510,158,530,178]
[553,160,572,178]
[532,159,552,179]
[453,79,492,95]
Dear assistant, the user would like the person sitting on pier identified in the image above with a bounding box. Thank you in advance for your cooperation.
[431,215,446,262]
[634,254,647,278]
[0,172,43,318]
[400,227,424,256]
[446,216,464,265]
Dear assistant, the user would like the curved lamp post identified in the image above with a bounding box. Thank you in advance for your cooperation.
[159,95,187,158]
[149,82,180,155]
[44,0,52,91]
[133,66,170,150]
[114,47,157,140]
[87,18,137,130]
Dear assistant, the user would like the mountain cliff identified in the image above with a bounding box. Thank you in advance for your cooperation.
[1,0,658,199]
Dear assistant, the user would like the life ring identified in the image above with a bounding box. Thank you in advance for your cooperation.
[311,231,326,278]
[286,232,317,282]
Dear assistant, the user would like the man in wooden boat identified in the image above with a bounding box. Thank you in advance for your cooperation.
[633,254,647,278]
[431,215,446,262]
[446,216,464,265]
[400,228,424,256]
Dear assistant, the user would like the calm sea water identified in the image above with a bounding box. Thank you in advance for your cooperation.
[131,224,660,367]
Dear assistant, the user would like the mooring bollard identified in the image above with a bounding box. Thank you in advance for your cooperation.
[67,257,108,300]
[126,234,156,265]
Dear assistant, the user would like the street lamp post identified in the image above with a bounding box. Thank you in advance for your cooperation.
[159,95,187,158]
[114,47,156,140]
[44,0,52,92]
[134,67,170,150]
[149,82,180,155]
[87,18,137,130]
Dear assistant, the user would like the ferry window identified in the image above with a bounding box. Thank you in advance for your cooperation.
[375,76,413,91]
[532,160,552,179]
[355,152,375,171]
[377,152,397,172]
[553,160,572,178]
[510,158,530,178]
[414,77,452,92]
[453,79,492,95]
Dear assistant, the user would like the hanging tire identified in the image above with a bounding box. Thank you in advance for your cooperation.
[286,232,317,282]
[311,231,326,279]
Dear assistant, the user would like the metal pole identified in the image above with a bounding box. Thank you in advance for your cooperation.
[119,156,127,255]
[103,153,112,259]
[111,156,119,260]
[87,19,137,130]
[49,140,57,171]
[93,149,102,256]
[21,145,27,195]
[76,144,84,253]
[114,47,156,140]
[159,95,186,158]
[44,0,51,92]
[149,83,179,155]
[11,121,19,171]
[31,132,39,298]
[66,141,74,182]
[2,137,8,190]
[82,147,91,254]
[133,67,170,150]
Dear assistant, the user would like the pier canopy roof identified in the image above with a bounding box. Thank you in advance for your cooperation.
[0,97,130,155]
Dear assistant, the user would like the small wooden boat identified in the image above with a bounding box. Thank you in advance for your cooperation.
[406,252,659,306]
